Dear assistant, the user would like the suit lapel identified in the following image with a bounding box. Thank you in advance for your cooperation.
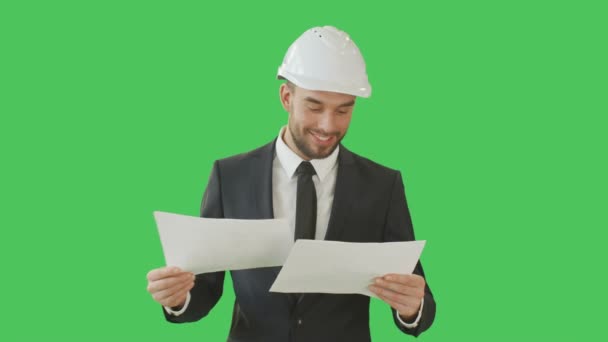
[239,139,285,304]
[324,145,356,241]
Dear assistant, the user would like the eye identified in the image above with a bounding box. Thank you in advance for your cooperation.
[308,107,322,113]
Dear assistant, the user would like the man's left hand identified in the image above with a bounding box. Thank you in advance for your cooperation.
[368,273,425,322]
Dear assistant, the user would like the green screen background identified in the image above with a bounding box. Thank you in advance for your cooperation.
[1,0,606,340]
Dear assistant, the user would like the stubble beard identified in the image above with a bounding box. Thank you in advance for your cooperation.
[288,122,342,160]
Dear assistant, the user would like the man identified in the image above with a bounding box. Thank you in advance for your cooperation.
[146,26,436,341]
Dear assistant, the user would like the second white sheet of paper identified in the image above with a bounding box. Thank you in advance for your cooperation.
[270,239,426,298]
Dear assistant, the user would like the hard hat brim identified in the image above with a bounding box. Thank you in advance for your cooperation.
[277,68,371,98]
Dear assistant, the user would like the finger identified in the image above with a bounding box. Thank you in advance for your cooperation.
[375,291,418,318]
[147,266,183,282]
[164,290,188,308]
[369,285,420,308]
[370,285,420,316]
[162,281,194,307]
[373,278,424,299]
[154,279,194,303]
[147,272,194,293]
[382,274,426,288]
[162,282,195,308]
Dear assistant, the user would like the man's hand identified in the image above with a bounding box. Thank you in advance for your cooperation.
[368,273,425,322]
[146,266,195,309]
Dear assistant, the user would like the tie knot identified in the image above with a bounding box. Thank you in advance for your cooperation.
[295,161,316,177]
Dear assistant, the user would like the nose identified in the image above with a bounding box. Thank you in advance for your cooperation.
[317,111,337,133]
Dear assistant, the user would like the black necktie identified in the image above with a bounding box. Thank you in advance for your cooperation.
[294,161,317,241]
[289,161,317,311]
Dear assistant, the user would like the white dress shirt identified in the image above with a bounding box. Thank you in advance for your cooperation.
[165,127,422,328]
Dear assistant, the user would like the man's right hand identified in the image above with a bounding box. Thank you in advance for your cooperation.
[146,266,195,309]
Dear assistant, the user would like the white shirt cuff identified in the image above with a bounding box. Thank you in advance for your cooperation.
[163,291,191,316]
[396,297,424,329]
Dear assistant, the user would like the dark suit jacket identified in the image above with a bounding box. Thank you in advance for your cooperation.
[164,139,436,341]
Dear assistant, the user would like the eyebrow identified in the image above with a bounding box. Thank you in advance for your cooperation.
[304,96,356,107]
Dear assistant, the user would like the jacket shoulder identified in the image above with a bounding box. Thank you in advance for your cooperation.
[346,148,401,179]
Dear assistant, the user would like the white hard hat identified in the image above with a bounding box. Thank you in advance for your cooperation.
[277,26,372,98]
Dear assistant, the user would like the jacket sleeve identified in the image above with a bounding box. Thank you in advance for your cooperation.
[384,171,436,337]
[163,160,227,323]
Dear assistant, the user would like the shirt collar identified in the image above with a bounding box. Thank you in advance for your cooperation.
[275,126,339,182]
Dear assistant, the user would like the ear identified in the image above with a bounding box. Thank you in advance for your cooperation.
[279,83,292,112]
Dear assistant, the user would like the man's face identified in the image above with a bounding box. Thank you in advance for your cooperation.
[280,84,356,160]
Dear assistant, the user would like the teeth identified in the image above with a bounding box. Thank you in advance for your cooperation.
[312,132,330,141]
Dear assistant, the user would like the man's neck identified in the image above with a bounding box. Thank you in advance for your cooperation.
[282,126,310,161]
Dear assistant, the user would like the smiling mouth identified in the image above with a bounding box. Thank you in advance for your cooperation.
[309,130,335,144]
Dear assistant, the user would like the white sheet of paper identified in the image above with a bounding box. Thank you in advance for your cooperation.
[154,211,292,274]
[269,240,426,298]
